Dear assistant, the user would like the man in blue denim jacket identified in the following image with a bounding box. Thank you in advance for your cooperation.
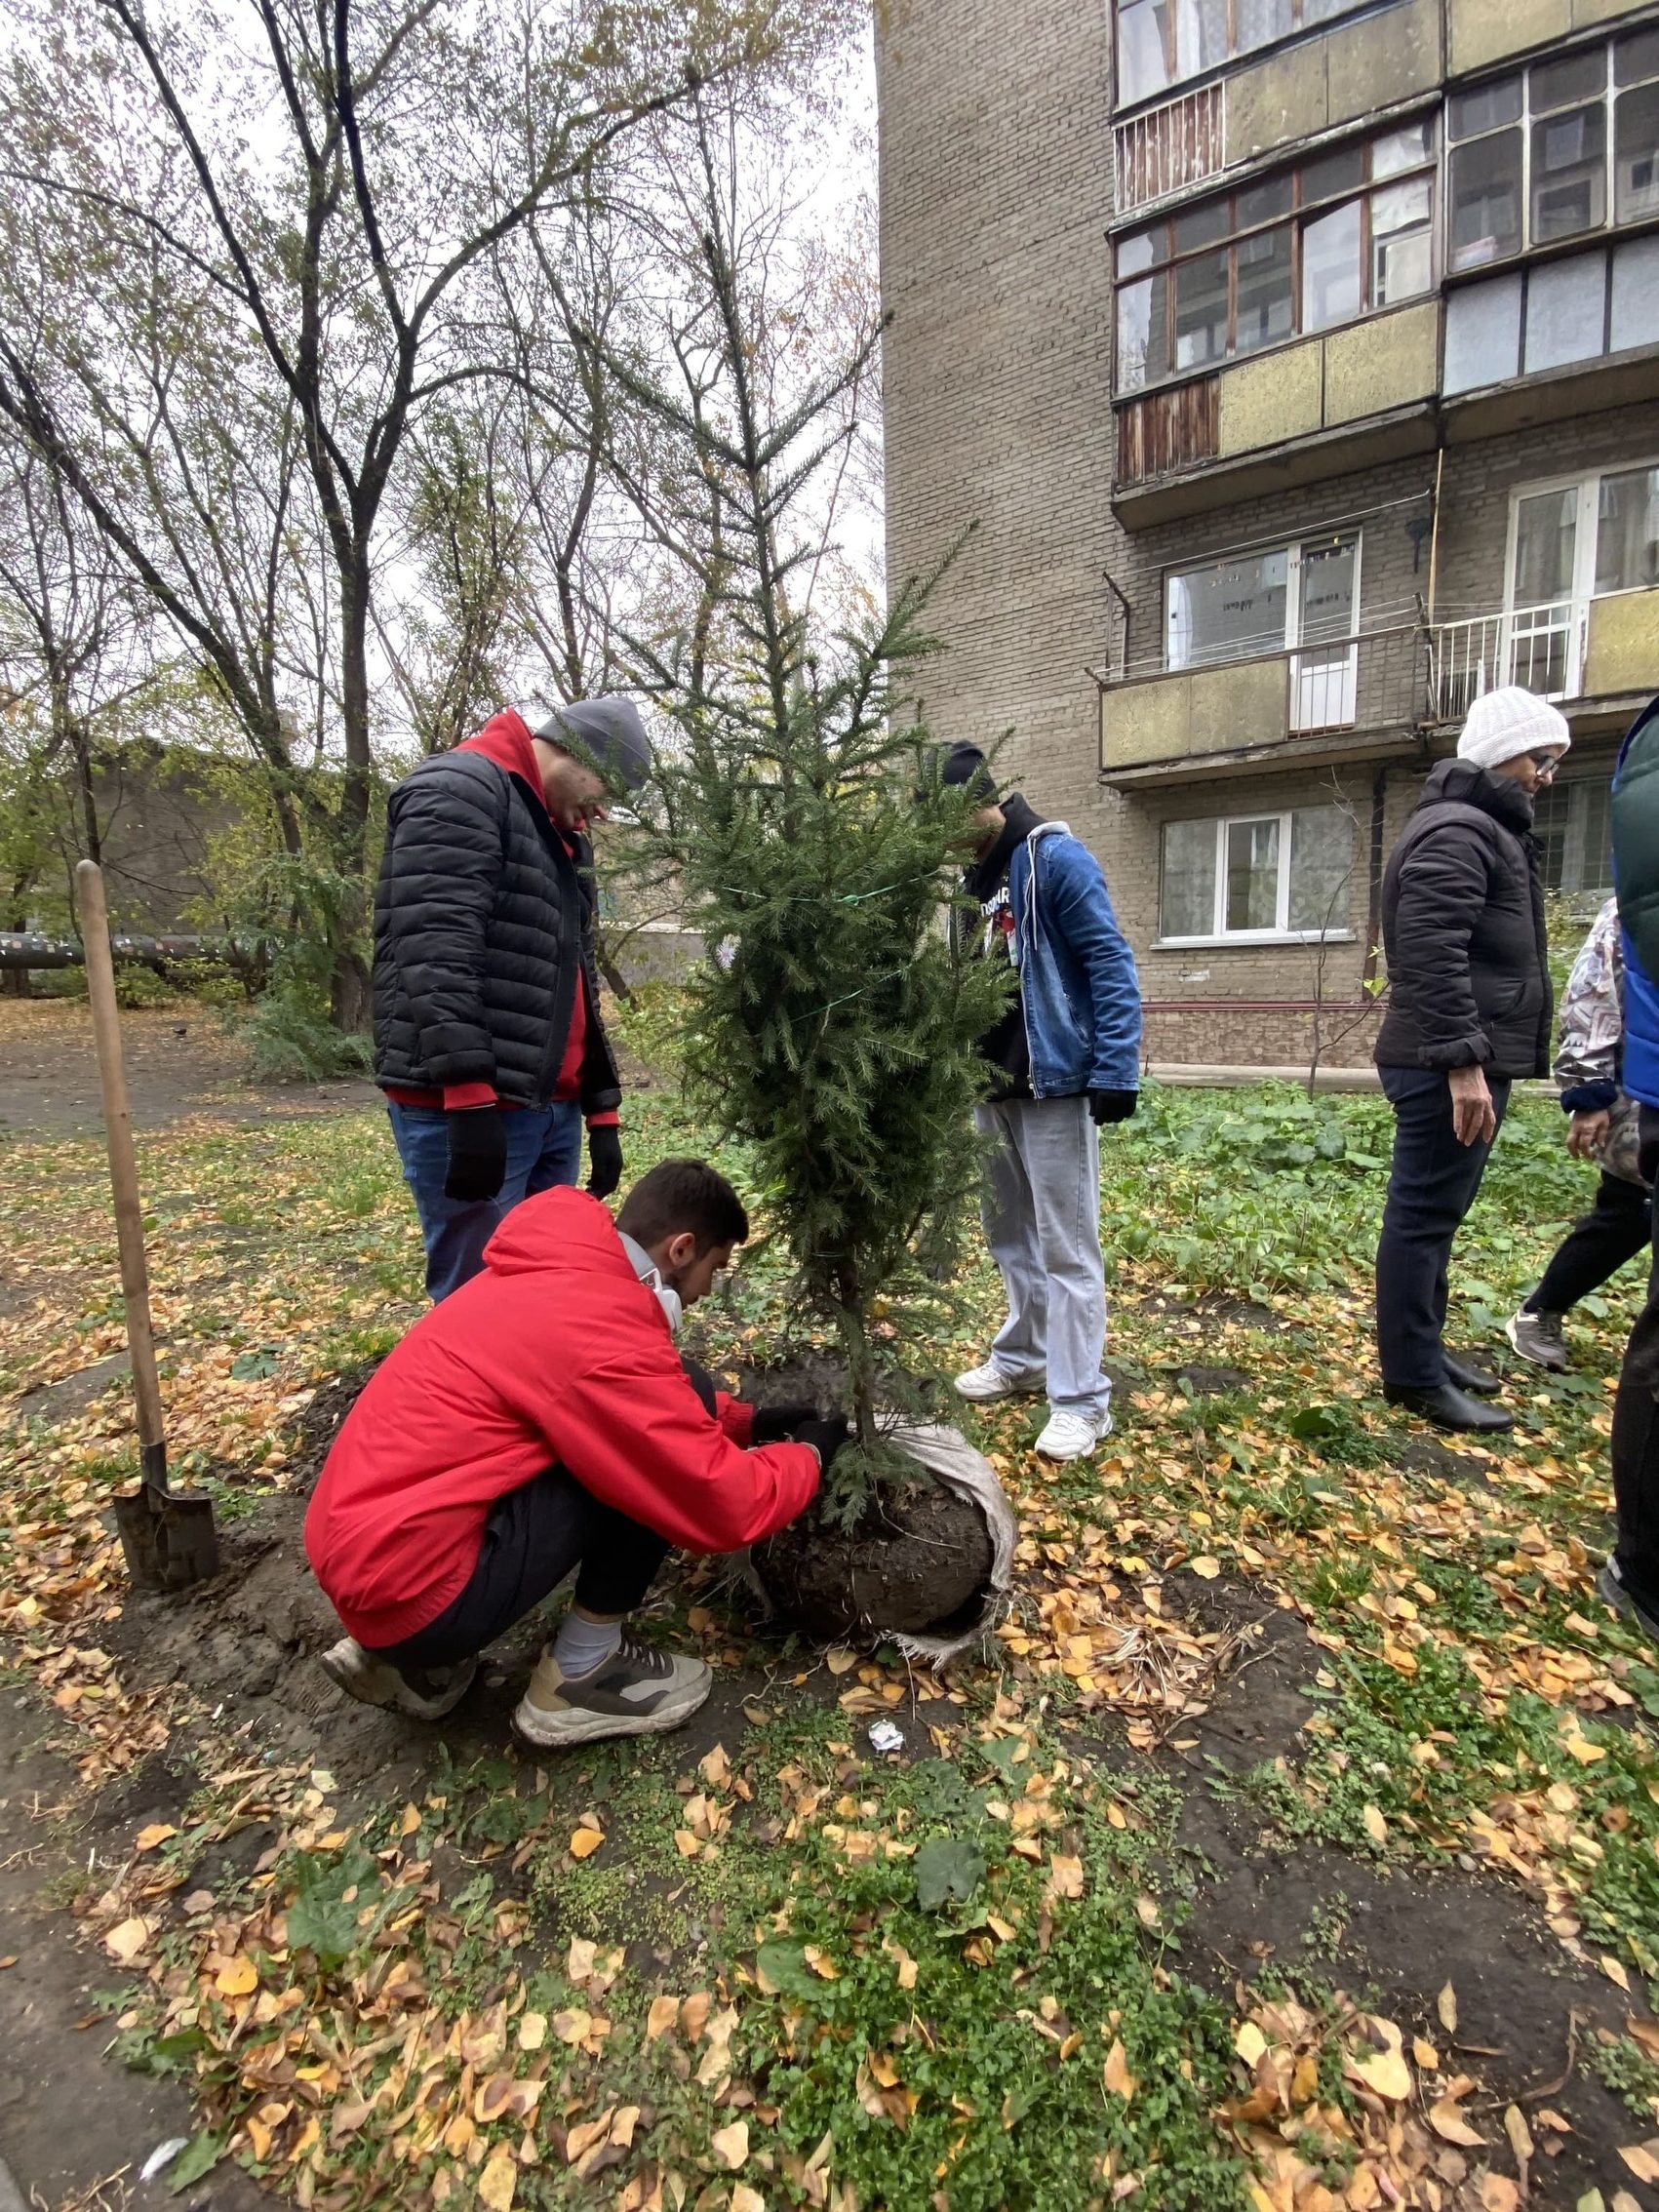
[941,745,1143,1461]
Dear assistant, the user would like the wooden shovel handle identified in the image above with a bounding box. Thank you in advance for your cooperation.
[75,860,167,1461]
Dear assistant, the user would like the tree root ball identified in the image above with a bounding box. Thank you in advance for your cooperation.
[751,1462,995,1642]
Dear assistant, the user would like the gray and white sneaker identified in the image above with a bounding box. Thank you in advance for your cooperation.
[319,1636,477,1720]
[1598,1558,1659,1643]
[514,1635,712,1749]
[954,1360,1046,1403]
[1506,1306,1568,1372]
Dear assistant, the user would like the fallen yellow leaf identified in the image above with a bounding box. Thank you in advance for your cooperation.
[1189,1556,1221,1580]
[673,1830,701,1858]
[1428,2096,1486,2148]
[646,1995,680,2040]
[1619,2143,1659,2186]
[516,2011,545,2052]
[216,1953,258,1997]
[825,1648,858,1676]
[1103,2038,1137,2100]
[569,1827,604,1859]
[1437,1982,1458,2034]
[1047,1853,1085,1899]
[1362,1803,1388,1847]
[135,1823,177,1851]
[1349,2047,1411,2102]
[1235,2022,1267,2067]
[710,2119,749,2169]
[565,2109,615,2165]
[102,1916,149,1964]
[477,2144,518,2210]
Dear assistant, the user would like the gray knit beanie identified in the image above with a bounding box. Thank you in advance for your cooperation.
[534,697,652,791]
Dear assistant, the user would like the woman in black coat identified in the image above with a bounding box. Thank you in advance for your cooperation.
[1372,686,1570,1432]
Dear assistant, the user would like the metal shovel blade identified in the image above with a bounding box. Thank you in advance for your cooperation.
[113,1470,220,1591]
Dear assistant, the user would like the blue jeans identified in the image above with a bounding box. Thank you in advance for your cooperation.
[1375,1065,1511,1389]
[387,1100,583,1302]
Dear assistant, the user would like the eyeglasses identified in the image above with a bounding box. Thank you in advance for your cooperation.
[1528,749,1561,777]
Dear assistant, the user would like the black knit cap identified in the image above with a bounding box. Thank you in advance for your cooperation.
[936,742,999,804]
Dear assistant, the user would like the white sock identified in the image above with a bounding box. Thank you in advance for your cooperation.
[552,1613,623,1678]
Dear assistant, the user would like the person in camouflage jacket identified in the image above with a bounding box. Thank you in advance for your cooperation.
[1506,895,1652,1371]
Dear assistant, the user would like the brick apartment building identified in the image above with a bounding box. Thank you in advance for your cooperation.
[875,0,1659,1068]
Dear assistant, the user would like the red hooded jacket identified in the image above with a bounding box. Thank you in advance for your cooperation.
[304,1189,819,1648]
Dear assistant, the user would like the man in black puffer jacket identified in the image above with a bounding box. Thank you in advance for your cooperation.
[375,698,650,1300]
[1373,687,1569,1432]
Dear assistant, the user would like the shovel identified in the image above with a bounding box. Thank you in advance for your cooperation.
[76,860,219,1589]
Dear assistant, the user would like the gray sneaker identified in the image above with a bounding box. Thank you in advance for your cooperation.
[514,1635,712,1749]
[1598,1559,1659,1643]
[1505,1306,1568,1372]
[319,1636,477,1719]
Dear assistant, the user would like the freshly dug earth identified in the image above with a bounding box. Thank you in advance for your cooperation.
[752,1464,996,1640]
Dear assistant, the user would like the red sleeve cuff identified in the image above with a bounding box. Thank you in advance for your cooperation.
[442,1082,497,1110]
[586,1110,620,1127]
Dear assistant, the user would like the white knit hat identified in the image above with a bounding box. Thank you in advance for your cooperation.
[1457,686,1571,770]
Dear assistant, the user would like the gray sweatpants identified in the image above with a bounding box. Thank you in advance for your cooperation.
[974,1095,1110,1420]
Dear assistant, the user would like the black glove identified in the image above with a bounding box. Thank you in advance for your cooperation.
[796,1415,851,1472]
[586,1122,623,1200]
[751,1401,818,1444]
[443,1105,507,1202]
[1089,1088,1138,1126]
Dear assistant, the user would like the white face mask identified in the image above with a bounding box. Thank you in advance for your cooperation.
[652,1278,683,1336]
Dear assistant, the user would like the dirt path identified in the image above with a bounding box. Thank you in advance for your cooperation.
[0,1000,378,1137]
[0,1723,276,2212]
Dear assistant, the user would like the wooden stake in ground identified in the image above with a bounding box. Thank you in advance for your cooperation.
[75,859,218,1589]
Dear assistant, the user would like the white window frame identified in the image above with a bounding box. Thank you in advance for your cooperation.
[1156,807,1358,947]
[1165,531,1363,667]
[1503,454,1659,695]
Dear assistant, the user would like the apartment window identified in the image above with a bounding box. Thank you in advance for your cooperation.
[1115,125,1434,392]
[1442,234,1659,392]
[1159,807,1355,940]
[1502,460,1658,694]
[1446,28,1659,271]
[1532,777,1614,894]
[1116,0,1366,104]
[1166,532,1360,667]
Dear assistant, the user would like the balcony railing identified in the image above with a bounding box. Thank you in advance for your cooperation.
[1426,600,1585,721]
[1113,83,1225,215]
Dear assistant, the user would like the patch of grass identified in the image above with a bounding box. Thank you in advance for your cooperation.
[1588,2029,1659,2118]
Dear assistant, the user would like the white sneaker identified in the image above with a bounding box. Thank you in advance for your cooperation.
[954,1360,1045,1402]
[319,1636,477,1720]
[1034,1408,1112,1461]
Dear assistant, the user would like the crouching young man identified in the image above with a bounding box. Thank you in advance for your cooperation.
[304,1160,844,1747]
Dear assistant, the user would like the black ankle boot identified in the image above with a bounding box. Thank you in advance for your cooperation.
[1384,1382,1514,1434]
[1442,1351,1502,1397]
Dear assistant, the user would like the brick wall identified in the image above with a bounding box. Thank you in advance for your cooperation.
[876,0,1122,852]
[877,3,1655,1067]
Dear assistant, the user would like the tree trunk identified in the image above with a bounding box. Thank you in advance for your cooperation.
[331,552,375,1032]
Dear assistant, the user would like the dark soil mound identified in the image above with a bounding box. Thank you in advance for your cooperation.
[752,1468,995,1641]
[1170,1363,1254,1397]
[289,1358,380,1488]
